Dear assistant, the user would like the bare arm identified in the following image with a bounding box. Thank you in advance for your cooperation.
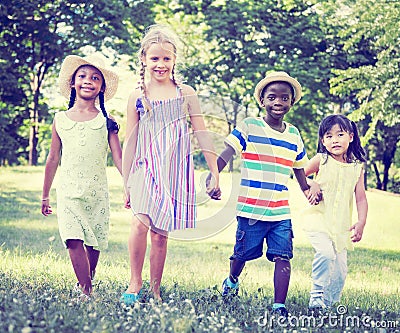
[216,145,235,173]
[41,121,61,216]
[304,154,321,177]
[205,145,235,200]
[350,169,368,242]
[122,90,140,206]
[305,154,322,204]
[184,85,220,195]
[106,115,122,174]
[293,168,310,194]
[108,131,122,175]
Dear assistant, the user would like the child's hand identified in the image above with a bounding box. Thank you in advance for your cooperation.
[206,172,221,200]
[41,198,53,216]
[124,191,131,209]
[306,180,322,205]
[350,222,365,242]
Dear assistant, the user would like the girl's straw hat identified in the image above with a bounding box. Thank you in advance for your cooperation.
[58,55,119,101]
[254,71,302,107]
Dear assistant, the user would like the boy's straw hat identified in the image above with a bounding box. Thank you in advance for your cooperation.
[58,55,119,101]
[254,71,302,107]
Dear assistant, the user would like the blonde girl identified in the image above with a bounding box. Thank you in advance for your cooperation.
[121,25,219,304]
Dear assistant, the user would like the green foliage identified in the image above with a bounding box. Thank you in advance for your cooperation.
[325,0,400,190]
[329,0,400,128]
[156,0,337,161]
[1,0,399,191]
[0,0,156,165]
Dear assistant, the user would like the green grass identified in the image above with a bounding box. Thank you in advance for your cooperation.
[0,166,399,332]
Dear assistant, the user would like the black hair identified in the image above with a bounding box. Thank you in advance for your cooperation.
[98,91,120,133]
[68,65,119,134]
[317,114,366,163]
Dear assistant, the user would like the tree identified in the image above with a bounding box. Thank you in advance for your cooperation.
[164,0,335,165]
[0,58,28,165]
[370,123,400,191]
[0,0,155,165]
[328,0,400,190]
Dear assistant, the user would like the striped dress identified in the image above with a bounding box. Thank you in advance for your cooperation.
[127,90,196,232]
[225,117,308,222]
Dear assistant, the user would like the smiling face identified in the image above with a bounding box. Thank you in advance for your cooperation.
[72,65,105,100]
[142,42,176,82]
[321,123,354,162]
[260,81,294,124]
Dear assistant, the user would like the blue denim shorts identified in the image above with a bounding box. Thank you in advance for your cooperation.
[230,216,294,262]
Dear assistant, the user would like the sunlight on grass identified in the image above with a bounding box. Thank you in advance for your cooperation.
[1,166,399,332]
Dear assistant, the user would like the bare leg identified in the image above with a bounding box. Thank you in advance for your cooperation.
[67,239,92,295]
[229,258,246,282]
[149,229,168,299]
[273,257,291,304]
[126,214,149,294]
[85,245,100,280]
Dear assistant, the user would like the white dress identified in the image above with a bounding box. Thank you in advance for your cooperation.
[55,111,110,250]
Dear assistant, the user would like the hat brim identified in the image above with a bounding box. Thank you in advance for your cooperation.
[254,74,302,107]
[58,55,119,102]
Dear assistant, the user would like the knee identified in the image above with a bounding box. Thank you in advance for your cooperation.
[313,243,336,261]
[131,216,150,235]
[316,249,336,262]
[273,256,291,275]
[151,231,168,248]
[66,239,84,250]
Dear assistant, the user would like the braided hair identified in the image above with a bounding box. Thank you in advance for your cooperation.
[98,91,120,133]
[68,65,119,134]
[137,24,183,112]
[317,114,366,163]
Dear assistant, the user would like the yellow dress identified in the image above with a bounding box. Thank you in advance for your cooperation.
[55,111,110,250]
[301,153,363,252]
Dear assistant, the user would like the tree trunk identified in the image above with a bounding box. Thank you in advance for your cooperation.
[28,108,39,166]
[372,162,382,190]
[382,145,396,191]
[28,60,49,166]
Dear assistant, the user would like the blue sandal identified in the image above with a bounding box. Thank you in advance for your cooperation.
[120,290,142,305]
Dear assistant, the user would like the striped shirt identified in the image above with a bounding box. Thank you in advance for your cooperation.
[225,117,308,222]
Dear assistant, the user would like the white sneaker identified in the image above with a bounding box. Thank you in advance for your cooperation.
[309,297,327,310]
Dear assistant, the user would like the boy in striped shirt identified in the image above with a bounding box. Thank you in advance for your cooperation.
[209,72,316,318]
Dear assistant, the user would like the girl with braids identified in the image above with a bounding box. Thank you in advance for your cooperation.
[41,55,122,300]
[121,24,220,304]
[302,114,368,311]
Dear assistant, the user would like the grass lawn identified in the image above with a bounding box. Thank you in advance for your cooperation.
[0,166,399,332]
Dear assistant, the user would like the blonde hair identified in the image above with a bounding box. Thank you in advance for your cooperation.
[137,24,183,111]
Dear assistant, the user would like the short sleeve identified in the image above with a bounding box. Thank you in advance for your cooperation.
[224,120,249,155]
[291,126,309,169]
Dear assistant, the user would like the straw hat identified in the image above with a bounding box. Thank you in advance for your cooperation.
[254,71,302,107]
[58,55,119,102]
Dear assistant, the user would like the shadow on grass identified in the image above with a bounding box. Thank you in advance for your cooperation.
[0,189,44,221]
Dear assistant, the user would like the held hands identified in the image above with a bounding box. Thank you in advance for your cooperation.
[124,189,131,209]
[306,180,323,205]
[350,222,365,242]
[41,198,53,216]
[206,172,221,200]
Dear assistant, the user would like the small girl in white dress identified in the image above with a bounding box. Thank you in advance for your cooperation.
[303,114,368,310]
[41,55,122,300]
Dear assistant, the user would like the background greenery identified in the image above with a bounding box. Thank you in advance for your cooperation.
[0,0,399,192]
[0,167,399,332]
